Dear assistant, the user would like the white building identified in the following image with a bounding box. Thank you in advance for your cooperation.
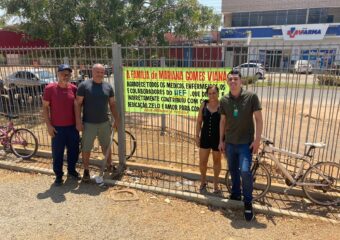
[220,0,340,69]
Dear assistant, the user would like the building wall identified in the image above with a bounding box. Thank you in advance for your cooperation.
[0,30,48,48]
[329,8,340,22]
[224,13,232,27]
[222,0,340,13]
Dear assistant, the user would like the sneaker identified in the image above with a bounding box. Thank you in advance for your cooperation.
[68,171,81,180]
[54,176,63,186]
[244,202,254,222]
[199,183,208,194]
[82,169,90,183]
[229,194,242,201]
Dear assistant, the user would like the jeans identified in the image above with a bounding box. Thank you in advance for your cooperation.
[225,143,253,204]
[52,125,80,178]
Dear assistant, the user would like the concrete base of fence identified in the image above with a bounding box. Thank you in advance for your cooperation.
[0,160,54,175]
[102,178,339,224]
[0,158,338,224]
[117,161,306,198]
[34,149,307,199]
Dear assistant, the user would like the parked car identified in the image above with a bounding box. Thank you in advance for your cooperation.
[294,60,313,74]
[328,60,340,75]
[233,63,265,79]
[3,69,57,97]
[70,78,84,87]
[4,69,56,89]
[249,60,269,71]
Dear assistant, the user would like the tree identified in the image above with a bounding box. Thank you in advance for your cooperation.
[0,0,221,46]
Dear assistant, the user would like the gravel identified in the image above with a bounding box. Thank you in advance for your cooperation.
[0,169,339,240]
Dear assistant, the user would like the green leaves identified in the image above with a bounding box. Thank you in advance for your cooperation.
[1,0,220,46]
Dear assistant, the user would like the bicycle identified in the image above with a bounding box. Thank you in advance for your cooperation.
[225,137,340,206]
[79,129,136,160]
[111,129,137,160]
[0,113,38,159]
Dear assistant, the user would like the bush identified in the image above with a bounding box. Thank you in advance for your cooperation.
[317,75,340,86]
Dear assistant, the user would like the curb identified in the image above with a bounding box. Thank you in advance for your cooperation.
[34,150,312,198]
[0,160,338,224]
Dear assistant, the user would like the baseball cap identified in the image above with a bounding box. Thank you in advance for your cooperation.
[58,64,72,72]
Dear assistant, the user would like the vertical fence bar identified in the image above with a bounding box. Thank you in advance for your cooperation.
[112,43,126,171]
[160,57,166,135]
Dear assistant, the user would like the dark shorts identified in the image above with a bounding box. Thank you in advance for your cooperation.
[200,136,219,151]
[82,121,111,152]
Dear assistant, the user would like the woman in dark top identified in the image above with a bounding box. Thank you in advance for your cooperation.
[195,85,221,194]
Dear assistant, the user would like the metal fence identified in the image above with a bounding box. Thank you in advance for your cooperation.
[0,44,339,182]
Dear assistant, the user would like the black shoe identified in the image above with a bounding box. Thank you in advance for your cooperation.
[54,176,63,186]
[82,169,90,183]
[68,171,81,180]
[199,183,208,194]
[229,194,242,201]
[244,202,254,222]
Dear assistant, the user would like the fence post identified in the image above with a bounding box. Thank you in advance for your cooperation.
[112,43,126,172]
[160,57,166,136]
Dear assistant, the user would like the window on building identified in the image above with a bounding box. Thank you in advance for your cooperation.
[230,8,323,27]
[249,12,260,26]
[232,13,241,26]
[276,10,287,25]
[308,8,328,23]
[320,8,329,23]
[261,11,277,25]
[239,12,250,26]
[327,15,334,23]
[296,9,307,24]
[287,9,307,24]
[232,12,250,27]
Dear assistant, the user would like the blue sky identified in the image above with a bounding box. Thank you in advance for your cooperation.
[198,0,221,13]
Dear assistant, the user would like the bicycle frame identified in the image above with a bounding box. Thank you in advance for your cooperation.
[0,121,14,144]
[262,143,331,187]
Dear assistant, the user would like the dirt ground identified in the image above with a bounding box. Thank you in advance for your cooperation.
[0,169,339,240]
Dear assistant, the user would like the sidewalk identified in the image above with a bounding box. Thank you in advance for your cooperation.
[0,152,339,223]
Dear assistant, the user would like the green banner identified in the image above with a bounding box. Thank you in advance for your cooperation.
[124,67,230,116]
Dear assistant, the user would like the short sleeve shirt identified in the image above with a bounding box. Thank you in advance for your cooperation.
[43,83,77,126]
[77,80,114,123]
[220,89,262,144]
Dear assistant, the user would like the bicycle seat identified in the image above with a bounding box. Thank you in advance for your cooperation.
[261,136,274,145]
[305,142,326,148]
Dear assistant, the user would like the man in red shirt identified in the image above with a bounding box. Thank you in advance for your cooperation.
[42,64,80,186]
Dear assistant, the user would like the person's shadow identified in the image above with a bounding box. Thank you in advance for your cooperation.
[229,215,268,229]
[70,181,109,196]
[221,206,268,229]
[37,177,109,203]
[37,177,79,203]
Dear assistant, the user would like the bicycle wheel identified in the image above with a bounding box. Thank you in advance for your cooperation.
[225,162,271,201]
[112,130,136,160]
[302,162,340,206]
[10,128,38,159]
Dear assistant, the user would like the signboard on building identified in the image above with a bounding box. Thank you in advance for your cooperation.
[282,24,329,41]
